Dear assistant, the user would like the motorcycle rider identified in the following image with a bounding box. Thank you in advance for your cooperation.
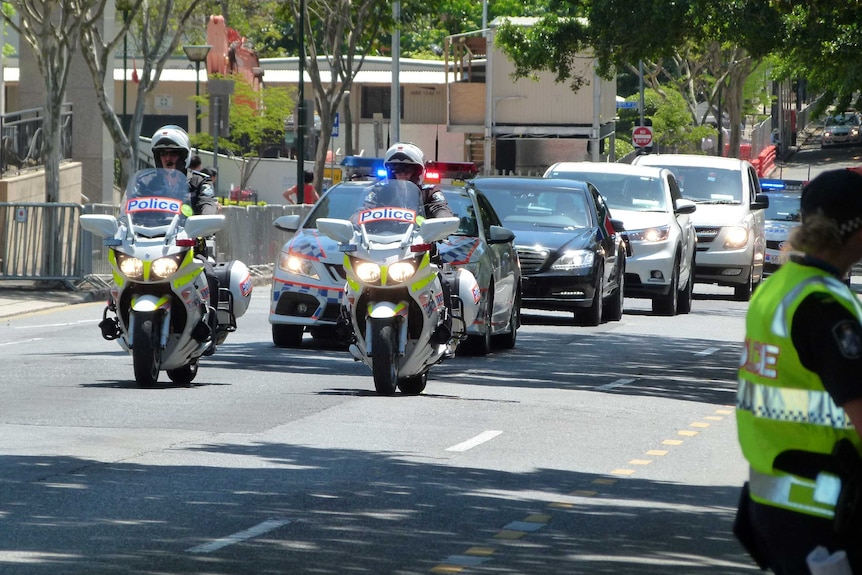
[381,142,456,352]
[151,125,221,353]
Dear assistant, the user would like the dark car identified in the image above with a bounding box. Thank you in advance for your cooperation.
[469,176,628,326]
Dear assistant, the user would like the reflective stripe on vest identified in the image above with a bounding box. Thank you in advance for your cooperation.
[749,468,836,518]
[737,380,855,429]
[771,275,862,338]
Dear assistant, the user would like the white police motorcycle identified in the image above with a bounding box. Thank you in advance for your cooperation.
[79,169,253,387]
[317,180,480,395]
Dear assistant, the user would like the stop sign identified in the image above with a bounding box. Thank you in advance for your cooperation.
[633,125,654,147]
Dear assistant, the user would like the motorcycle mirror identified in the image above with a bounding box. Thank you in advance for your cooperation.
[80,214,119,238]
[317,218,355,244]
[419,217,459,243]
[185,215,226,238]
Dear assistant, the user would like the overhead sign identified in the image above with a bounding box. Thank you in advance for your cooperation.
[632,125,654,148]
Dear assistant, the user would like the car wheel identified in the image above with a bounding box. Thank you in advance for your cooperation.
[603,258,624,322]
[273,324,303,348]
[581,265,603,327]
[493,295,519,350]
[677,255,695,314]
[734,269,754,302]
[653,259,679,316]
[463,291,493,356]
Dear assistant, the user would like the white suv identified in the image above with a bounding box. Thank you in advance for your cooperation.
[544,162,697,315]
[631,154,769,301]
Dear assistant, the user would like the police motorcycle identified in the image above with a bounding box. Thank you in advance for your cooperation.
[79,169,253,387]
[317,179,480,395]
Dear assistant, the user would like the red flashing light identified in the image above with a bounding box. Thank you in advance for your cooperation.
[424,161,478,183]
[176,239,197,247]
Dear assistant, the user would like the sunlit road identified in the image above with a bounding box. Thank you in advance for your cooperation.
[0,145,855,574]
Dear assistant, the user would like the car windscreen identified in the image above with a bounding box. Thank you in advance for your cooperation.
[550,172,667,212]
[302,182,376,229]
[660,166,742,204]
[764,193,801,222]
[477,183,592,230]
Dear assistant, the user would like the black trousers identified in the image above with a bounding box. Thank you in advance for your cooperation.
[748,498,860,574]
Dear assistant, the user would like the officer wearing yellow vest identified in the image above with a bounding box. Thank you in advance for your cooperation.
[736,169,862,574]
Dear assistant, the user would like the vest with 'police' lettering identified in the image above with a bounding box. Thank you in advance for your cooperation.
[737,260,862,517]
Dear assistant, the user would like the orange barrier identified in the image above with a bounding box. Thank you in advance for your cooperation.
[751,145,777,177]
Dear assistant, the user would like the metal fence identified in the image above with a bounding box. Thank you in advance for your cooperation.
[1,104,74,175]
[0,201,311,288]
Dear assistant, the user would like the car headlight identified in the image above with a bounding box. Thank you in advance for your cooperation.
[279,252,319,280]
[627,225,670,242]
[355,261,381,283]
[387,261,416,283]
[150,254,184,279]
[724,226,749,248]
[116,252,144,279]
[550,249,594,271]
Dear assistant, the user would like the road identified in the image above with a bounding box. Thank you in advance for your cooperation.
[0,144,856,575]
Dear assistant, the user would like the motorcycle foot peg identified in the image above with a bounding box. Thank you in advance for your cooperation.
[348,343,363,361]
[99,317,121,340]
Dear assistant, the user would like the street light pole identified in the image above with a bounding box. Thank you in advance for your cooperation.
[183,45,211,146]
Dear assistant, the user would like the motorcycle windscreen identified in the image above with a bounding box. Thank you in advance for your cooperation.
[352,180,426,239]
[122,168,190,231]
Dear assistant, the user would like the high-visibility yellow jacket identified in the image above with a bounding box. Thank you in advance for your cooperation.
[737,260,862,518]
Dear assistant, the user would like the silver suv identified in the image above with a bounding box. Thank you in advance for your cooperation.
[631,154,769,301]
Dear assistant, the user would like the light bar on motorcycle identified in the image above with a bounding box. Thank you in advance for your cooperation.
[423,161,479,184]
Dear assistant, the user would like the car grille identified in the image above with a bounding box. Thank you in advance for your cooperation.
[324,263,346,283]
[516,247,549,274]
[695,226,721,244]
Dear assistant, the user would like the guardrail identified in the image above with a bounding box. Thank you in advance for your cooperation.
[1,104,74,175]
[0,201,312,289]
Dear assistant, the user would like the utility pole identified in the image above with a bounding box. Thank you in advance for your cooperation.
[296,0,307,204]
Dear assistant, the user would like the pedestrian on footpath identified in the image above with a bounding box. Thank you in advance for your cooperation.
[734,168,862,574]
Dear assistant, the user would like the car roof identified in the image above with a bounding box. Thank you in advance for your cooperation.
[633,153,750,169]
[545,161,666,178]
[471,175,590,191]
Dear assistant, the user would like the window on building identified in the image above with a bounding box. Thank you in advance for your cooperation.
[360,86,404,119]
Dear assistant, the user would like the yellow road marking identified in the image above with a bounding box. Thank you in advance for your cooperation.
[629,459,652,465]
[464,547,495,556]
[524,514,551,523]
[690,422,710,428]
[663,439,684,445]
[678,430,699,437]
[592,478,617,485]
[431,566,464,573]
[646,450,668,456]
[494,530,526,540]
[611,468,636,476]
[570,489,598,497]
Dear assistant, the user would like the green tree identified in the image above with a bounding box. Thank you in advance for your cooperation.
[192,73,295,192]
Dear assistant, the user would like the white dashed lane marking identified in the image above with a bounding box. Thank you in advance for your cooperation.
[186,519,292,554]
[446,430,503,452]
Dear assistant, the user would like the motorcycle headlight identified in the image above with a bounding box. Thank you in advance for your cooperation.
[355,261,381,283]
[151,254,184,279]
[724,226,749,249]
[550,250,594,271]
[387,261,416,283]
[279,252,319,280]
[627,225,670,242]
[116,252,144,279]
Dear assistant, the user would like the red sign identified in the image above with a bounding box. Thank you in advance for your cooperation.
[633,125,653,147]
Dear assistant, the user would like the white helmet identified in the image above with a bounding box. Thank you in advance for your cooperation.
[384,142,425,185]
[152,125,192,171]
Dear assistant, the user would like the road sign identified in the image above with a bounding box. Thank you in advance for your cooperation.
[632,125,653,148]
[616,101,638,110]
[332,112,339,137]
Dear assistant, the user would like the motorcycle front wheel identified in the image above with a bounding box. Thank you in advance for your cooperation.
[167,361,198,385]
[132,311,161,387]
[371,318,398,396]
[398,372,427,395]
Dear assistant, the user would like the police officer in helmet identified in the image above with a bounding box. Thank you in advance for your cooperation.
[152,125,221,353]
[735,168,862,574]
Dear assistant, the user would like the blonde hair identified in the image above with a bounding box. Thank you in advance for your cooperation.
[789,212,844,255]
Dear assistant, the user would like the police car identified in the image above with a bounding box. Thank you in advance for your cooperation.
[268,162,521,353]
[759,178,804,276]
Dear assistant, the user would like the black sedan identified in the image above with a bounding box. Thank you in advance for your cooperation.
[469,176,628,326]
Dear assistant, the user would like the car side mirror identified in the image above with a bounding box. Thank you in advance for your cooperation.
[488,225,515,244]
[752,194,770,210]
[419,216,460,243]
[675,198,697,214]
[273,214,301,232]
